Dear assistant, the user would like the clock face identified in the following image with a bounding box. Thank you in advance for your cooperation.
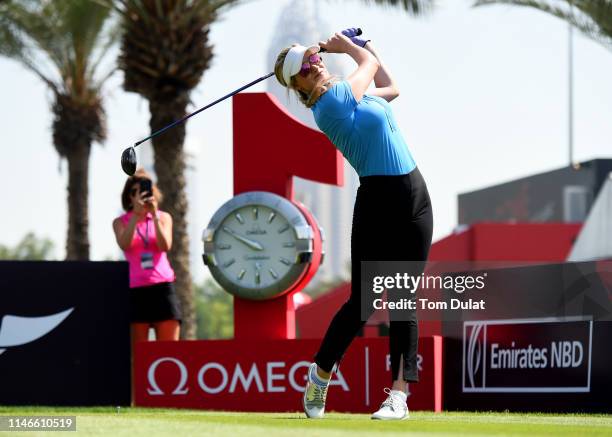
[215,204,301,288]
[203,192,316,300]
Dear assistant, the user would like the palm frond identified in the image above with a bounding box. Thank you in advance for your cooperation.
[0,8,25,57]
[0,0,118,101]
[87,17,121,90]
[0,2,59,89]
[116,0,242,101]
[474,0,612,51]
[0,2,67,77]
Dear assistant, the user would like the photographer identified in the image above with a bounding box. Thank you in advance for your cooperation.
[112,169,182,343]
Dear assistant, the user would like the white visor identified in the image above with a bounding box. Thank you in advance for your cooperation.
[281,44,320,87]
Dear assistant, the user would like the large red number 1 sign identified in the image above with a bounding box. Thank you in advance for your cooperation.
[232,92,344,339]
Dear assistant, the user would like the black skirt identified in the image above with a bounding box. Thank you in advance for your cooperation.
[130,282,182,323]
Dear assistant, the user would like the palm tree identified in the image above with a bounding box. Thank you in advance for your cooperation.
[474,1,612,51]
[109,0,241,340]
[0,0,116,260]
[111,0,434,339]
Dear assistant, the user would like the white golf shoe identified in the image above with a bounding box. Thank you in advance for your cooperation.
[303,363,329,419]
[371,388,409,420]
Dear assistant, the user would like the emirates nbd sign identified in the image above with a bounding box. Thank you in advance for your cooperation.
[463,317,592,393]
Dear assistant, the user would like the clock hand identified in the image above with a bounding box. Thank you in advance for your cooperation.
[255,262,261,285]
[222,226,264,251]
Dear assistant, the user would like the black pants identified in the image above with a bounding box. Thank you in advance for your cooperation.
[314,167,433,383]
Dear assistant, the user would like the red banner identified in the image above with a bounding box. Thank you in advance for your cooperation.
[134,336,442,413]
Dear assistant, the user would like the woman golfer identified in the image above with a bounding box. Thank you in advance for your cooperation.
[274,30,433,420]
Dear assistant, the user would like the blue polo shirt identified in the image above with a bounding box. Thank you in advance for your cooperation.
[312,80,416,177]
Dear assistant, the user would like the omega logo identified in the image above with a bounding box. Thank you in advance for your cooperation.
[246,225,267,235]
[147,357,189,395]
[146,359,350,396]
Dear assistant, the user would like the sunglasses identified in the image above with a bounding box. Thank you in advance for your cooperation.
[299,53,322,77]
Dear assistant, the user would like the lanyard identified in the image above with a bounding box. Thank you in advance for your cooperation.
[135,216,150,248]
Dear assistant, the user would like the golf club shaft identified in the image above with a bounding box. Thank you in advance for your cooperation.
[131,28,362,148]
[133,72,275,148]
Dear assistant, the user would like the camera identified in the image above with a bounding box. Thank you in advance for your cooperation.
[139,179,152,197]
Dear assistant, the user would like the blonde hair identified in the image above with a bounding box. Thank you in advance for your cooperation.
[274,45,339,108]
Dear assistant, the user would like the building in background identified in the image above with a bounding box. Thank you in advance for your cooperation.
[266,0,359,286]
[568,173,612,261]
[458,159,612,226]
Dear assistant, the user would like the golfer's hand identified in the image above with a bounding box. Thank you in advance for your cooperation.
[319,32,354,54]
[341,28,369,48]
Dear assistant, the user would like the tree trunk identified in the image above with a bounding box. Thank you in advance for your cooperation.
[149,96,195,339]
[65,144,91,260]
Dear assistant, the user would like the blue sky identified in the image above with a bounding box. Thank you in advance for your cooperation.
[1,0,611,282]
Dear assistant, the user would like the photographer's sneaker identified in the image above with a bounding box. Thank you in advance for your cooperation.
[371,388,409,420]
[303,363,329,419]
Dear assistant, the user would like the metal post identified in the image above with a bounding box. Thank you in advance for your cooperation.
[569,22,574,167]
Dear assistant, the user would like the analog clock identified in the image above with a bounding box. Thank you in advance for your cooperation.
[202,191,321,300]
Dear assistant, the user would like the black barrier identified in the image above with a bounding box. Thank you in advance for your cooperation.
[443,320,612,413]
[440,262,612,413]
[0,261,131,406]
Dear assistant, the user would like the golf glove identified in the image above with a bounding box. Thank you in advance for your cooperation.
[341,28,370,48]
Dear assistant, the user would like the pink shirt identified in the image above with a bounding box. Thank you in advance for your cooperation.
[119,211,175,288]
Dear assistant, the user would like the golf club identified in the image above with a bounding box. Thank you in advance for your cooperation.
[120,72,274,175]
[120,28,362,176]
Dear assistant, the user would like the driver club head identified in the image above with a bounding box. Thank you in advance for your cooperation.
[121,146,137,176]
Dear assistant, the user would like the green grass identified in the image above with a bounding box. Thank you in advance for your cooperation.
[0,407,610,436]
